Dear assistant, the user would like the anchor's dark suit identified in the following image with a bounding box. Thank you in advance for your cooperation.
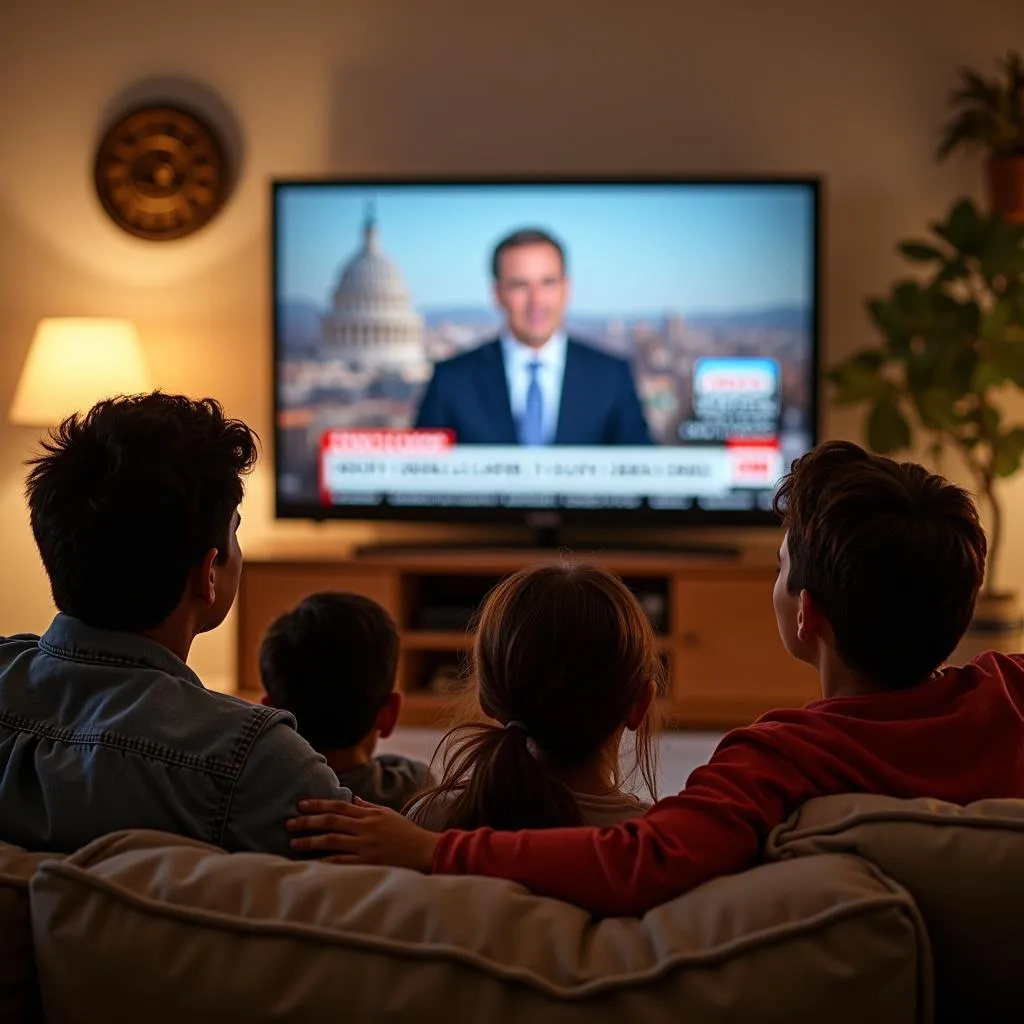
[414,338,652,445]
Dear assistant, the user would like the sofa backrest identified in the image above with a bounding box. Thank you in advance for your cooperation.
[768,794,1024,1024]
[0,841,59,1024]
[29,829,929,1024]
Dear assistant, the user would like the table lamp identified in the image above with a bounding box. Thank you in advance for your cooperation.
[9,318,153,426]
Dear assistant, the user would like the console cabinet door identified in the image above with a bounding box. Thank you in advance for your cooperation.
[669,573,819,726]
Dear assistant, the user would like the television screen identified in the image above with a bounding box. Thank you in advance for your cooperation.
[273,179,819,524]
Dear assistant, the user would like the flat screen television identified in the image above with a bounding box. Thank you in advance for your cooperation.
[272,177,820,528]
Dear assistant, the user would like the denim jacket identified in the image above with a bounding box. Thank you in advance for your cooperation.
[0,615,351,855]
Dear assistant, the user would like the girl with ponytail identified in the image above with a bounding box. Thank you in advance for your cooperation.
[407,562,661,831]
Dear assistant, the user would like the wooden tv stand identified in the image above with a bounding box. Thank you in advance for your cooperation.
[236,544,818,730]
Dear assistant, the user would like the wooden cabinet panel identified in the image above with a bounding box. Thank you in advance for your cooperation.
[670,573,819,722]
[235,550,817,730]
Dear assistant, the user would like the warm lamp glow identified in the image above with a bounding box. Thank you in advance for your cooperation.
[9,318,153,426]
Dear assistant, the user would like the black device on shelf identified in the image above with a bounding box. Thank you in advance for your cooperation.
[409,572,670,635]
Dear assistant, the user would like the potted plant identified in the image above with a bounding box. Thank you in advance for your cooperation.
[938,51,1024,223]
[829,197,1024,652]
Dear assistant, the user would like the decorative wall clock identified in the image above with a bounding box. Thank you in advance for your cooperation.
[94,105,229,241]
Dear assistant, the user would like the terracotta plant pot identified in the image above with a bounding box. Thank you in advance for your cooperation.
[951,590,1023,665]
[987,155,1024,224]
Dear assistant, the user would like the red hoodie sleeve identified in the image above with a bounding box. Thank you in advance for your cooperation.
[431,727,820,916]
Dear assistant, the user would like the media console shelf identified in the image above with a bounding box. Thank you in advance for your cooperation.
[236,545,818,730]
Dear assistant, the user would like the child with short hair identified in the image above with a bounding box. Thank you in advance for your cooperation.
[288,441,1024,915]
[409,563,660,831]
[260,592,430,811]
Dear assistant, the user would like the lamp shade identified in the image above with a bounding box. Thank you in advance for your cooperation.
[10,318,153,426]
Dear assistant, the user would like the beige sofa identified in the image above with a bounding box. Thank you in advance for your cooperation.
[2,795,1023,1024]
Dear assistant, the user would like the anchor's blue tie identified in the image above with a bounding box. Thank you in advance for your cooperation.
[520,360,544,446]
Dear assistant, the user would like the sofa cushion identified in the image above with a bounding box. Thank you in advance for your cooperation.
[768,794,1024,1024]
[0,841,59,1024]
[30,829,928,1024]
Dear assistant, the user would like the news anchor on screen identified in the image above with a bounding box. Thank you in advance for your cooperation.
[414,229,652,446]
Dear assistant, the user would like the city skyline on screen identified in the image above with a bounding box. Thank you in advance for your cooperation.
[276,183,815,318]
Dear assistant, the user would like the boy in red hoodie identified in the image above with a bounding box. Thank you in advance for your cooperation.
[287,441,1024,916]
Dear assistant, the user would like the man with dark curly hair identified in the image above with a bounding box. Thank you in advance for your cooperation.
[0,393,351,855]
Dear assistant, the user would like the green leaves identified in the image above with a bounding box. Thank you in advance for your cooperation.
[992,427,1024,477]
[913,388,959,430]
[937,52,1024,160]
[934,258,970,285]
[988,339,1024,386]
[871,277,981,348]
[866,295,913,355]
[933,198,988,255]
[937,110,995,160]
[976,403,1002,438]
[981,301,1012,341]
[890,280,932,320]
[899,241,945,263]
[978,218,1024,281]
[828,350,888,405]
[830,198,1024,482]
[922,199,1024,281]
[867,394,911,453]
[972,358,1006,392]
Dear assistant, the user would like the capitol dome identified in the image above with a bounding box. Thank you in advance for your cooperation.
[322,207,424,369]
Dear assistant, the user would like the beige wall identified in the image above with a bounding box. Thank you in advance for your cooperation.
[1,0,1022,688]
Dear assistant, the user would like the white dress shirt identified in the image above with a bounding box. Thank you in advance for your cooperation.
[499,331,568,445]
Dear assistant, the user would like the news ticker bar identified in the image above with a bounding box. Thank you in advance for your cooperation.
[320,442,783,499]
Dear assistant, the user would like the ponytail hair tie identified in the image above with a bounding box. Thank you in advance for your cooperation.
[505,720,529,735]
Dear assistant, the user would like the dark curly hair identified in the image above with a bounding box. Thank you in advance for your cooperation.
[25,393,259,631]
